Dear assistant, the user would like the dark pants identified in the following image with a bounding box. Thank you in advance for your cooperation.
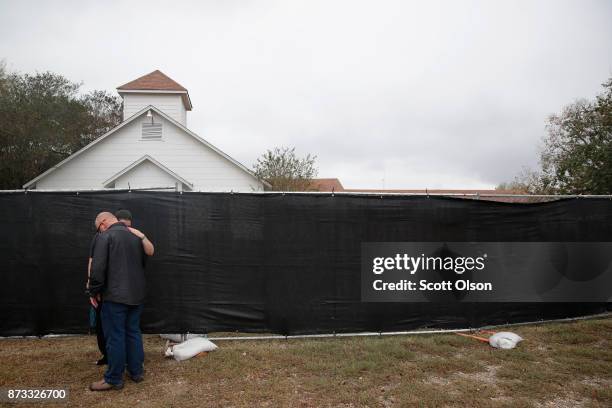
[94,303,106,359]
[100,301,144,385]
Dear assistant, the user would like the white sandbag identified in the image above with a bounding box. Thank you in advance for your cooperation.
[165,337,218,361]
[159,333,205,343]
[488,331,523,349]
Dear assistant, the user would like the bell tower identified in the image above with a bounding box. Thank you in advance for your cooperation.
[117,70,192,126]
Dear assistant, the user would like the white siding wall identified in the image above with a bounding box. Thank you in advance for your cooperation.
[122,93,187,126]
[34,112,263,192]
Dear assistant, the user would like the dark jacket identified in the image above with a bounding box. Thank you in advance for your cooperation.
[89,222,147,305]
[89,232,99,258]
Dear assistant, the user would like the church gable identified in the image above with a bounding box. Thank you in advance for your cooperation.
[104,155,193,191]
[26,106,264,192]
[24,70,266,192]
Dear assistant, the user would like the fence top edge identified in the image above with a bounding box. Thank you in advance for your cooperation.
[1,188,611,199]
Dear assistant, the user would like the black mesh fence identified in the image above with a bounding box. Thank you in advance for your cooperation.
[1,191,610,336]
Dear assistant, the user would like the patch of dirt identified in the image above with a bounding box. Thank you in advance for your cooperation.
[424,376,452,386]
[423,365,501,390]
[456,365,500,385]
[580,376,612,388]
[489,395,513,403]
[535,394,589,408]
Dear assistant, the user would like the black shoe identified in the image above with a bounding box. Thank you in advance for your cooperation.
[128,374,144,383]
[89,379,124,391]
[96,357,108,366]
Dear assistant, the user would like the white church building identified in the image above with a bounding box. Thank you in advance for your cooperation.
[23,70,267,192]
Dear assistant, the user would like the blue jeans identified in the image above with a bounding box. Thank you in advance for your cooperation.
[100,301,144,385]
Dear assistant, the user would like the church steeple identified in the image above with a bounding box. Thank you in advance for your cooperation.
[117,70,192,125]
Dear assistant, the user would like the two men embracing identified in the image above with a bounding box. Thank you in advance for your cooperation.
[87,209,154,391]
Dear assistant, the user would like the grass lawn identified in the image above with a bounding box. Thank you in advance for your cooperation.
[0,317,610,407]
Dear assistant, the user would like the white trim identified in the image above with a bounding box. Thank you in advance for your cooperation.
[117,89,193,110]
[22,105,269,189]
[117,89,188,94]
[102,155,194,189]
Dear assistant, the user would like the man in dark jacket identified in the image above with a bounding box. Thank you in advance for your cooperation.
[88,212,148,391]
[87,209,155,366]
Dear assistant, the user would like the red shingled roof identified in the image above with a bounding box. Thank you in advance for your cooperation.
[310,178,345,192]
[117,70,187,91]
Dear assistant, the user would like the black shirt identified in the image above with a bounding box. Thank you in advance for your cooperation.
[89,222,147,305]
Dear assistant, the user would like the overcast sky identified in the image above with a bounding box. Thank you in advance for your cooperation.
[1,0,611,189]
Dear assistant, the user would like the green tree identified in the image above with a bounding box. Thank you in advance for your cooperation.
[0,64,122,189]
[500,77,612,194]
[496,168,545,194]
[253,146,318,191]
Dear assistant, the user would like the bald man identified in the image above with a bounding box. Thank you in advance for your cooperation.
[88,212,148,391]
[87,209,154,366]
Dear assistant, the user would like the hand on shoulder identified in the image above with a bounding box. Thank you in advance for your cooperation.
[128,227,145,240]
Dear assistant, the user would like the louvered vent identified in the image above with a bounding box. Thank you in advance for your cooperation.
[142,123,162,140]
